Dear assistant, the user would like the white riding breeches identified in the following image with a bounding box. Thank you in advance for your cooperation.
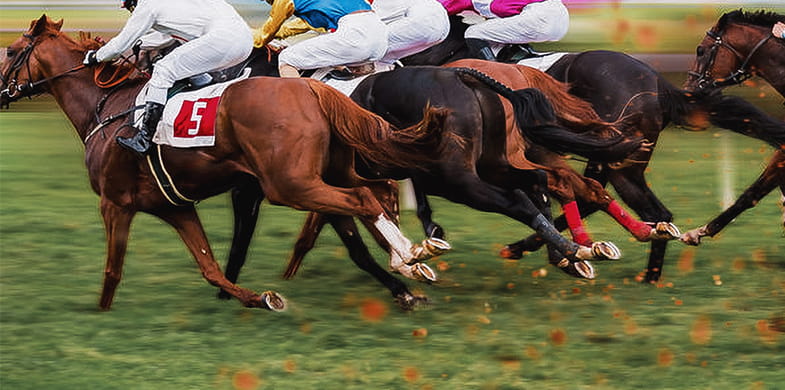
[464,0,569,45]
[278,12,388,70]
[146,27,253,104]
[381,0,449,63]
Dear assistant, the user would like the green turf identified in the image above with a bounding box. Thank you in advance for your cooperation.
[1,87,784,390]
[2,4,785,390]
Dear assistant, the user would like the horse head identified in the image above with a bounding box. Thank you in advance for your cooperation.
[1,15,96,108]
[685,10,783,92]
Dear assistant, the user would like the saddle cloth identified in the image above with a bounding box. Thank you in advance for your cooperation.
[516,52,568,72]
[134,68,251,148]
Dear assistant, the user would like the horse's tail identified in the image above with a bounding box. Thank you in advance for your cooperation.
[306,80,448,168]
[512,65,624,136]
[661,82,785,149]
[453,67,643,162]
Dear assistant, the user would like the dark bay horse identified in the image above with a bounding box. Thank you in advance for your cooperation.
[682,9,785,245]
[277,65,653,284]
[402,16,785,282]
[0,15,455,310]
[233,51,647,288]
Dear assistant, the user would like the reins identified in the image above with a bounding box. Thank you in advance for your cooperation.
[688,26,773,90]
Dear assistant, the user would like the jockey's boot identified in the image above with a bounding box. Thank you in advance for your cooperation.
[116,101,164,156]
[466,38,496,62]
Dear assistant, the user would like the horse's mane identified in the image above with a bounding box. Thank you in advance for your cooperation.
[717,9,785,30]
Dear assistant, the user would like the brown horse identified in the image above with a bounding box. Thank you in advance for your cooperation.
[682,9,785,244]
[0,15,452,310]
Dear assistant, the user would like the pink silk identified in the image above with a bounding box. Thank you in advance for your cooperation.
[437,0,473,15]
[489,0,548,18]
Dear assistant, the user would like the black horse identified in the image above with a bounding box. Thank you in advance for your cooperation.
[402,16,785,282]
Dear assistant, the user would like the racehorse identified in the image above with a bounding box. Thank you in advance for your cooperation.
[0,15,457,311]
[203,44,650,294]
[402,16,785,282]
[682,9,785,245]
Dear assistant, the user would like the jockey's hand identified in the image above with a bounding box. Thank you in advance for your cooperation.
[83,50,99,66]
[267,39,287,52]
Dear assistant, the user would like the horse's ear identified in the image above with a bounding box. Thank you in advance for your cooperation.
[29,14,51,37]
[53,19,64,31]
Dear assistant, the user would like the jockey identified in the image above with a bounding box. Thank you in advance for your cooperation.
[252,0,389,78]
[437,0,570,61]
[82,0,253,156]
[371,0,450,64]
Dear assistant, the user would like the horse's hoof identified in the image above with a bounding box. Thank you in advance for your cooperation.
[651,222,681,240]
[395,292,430,311]
[499,246,523,259]
[393,262,439,283]
[554,258,596,279]
[261,291,286,312]
[591,241,621,260]
[413,263,438,283]
[679,228,702,246]
[409,237,451,264]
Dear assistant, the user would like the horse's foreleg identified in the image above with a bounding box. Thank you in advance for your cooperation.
[681,152,784,245]
[99,199,135,310]
[156,206,283,310]
[606,168,673,283]
[219,184,264,299]
[282,211,327,280]
[412,178,445,239]
[328,214,427,310]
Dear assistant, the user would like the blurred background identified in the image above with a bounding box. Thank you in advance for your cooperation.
[1,2,784,390]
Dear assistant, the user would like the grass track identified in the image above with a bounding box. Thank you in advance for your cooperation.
[1,91,784,389]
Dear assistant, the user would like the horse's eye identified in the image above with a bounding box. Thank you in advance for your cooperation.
[696,46,704,57]
[6,48,15,57]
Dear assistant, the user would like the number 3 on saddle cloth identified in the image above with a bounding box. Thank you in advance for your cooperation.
[133,68,252,148]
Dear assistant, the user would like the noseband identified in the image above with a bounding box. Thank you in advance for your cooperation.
[688,27,772,90]
[1,33,86,107]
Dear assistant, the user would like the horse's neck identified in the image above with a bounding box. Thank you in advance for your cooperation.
[48,70,140,143]
[745,27,785,97]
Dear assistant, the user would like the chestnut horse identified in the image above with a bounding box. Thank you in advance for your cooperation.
[682,9,785,245]
[402,15,785,281]
[0,15,455,310]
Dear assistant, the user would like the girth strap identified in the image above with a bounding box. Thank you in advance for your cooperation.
[145,144,196,206]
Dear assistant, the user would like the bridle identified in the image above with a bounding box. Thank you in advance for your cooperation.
[0,33,87,107]
[688,25,772,90]
[1,32,142,108]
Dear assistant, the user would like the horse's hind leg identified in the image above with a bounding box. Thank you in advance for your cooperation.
[98,199,135,310]
[219,182,264,300]
[328,214,427,310]
[283,211,327,280]
[156,206,283,310]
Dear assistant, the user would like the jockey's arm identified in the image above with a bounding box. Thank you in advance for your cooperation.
[95,4,156,61]
[253,0,296,48]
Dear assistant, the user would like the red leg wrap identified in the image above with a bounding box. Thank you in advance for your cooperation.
[563,201,592,246]
[605,200,651,240]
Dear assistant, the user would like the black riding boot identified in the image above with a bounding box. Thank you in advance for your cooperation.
[466,38,496,61]
[116,102,164,156]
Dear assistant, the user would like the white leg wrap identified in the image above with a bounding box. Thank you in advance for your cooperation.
[374,214,415,263]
